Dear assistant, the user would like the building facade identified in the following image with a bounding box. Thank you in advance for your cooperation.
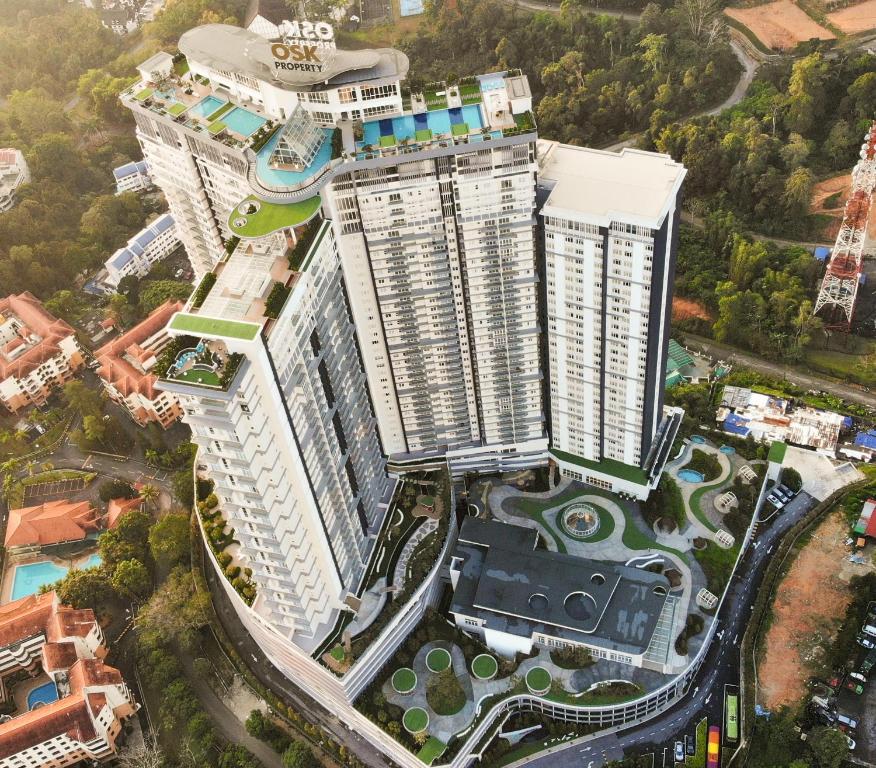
[0,293,85,414]
[103,213,180,288]
[0,149,29,213]
[113,159,152,194]
[94,300,184,427]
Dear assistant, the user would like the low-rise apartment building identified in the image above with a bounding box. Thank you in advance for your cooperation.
[103,213,179,288]
[112,159,152,194]
[0,149,29,213]
[95,300,183,427]
[0,293,85,414]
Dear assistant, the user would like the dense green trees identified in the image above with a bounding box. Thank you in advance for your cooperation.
[400,0,740,147]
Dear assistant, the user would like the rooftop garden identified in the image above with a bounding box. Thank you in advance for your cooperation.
[190,272,216,309]
[228,195,322,239]
[263,282,291,320]
[169,313,260,341]
[157,334,245,391]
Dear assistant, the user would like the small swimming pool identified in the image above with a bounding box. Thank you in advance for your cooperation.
[222,107,266,137]
[11,561,69,601]
[678,469,705,483]
[719,445,736,455]
[27,681,58,710]
[361,105,484,147]
[690,435,706,444]
[189,95,226,120]
[80,554,102,569]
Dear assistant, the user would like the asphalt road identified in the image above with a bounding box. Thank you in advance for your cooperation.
[681,333,876,413]
[524,491,818,768]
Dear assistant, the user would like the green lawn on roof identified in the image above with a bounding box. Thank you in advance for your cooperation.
[471,654,497,679]
[134,87,154,101]
[768,441,787,464]
[426,648,451,673]
[167,102,187,116]
[392,667,417,693]
[403,707,428,733]
[329,645,345,662]
[415,128,433,141]
[228,195,322,238]
[417,737,446,765]
[460,83,481,99]
[208,102,234,121]
[172,368,220,386]
[208,121,227,135]
[379,134,396,147]
[451,122,469,136]
[526,666,551,692]
[169,313,260,341]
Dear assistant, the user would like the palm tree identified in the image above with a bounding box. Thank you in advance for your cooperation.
[139,484,160,511]
[144,449,160,466]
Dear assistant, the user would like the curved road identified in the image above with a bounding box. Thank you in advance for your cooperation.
[520,491,818,768]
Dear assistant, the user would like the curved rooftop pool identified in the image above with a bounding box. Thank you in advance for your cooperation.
[255,128,335,191]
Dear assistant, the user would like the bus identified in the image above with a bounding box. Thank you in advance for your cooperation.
[707,725,721,768]
[726,693,739,743]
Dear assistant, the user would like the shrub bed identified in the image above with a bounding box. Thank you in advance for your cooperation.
[683,449,722,482]
[426,669,466,715]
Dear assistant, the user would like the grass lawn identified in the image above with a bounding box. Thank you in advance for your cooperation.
[415,129,432,141]
[694,541,740,595]
[207,121,226,135]
[172,368,221,386]
[525,667,551,692]
[227,194,322,238]
[379,134,396,147]
[558,501,616,543]
[134,87,153,101]
[167,102,187,116]
[174,57,190,76]
[686,718,708,767]
[471,654,498,679]
[451,122,469,136]
[207,102,234,121]
[417,737,446,765]
[688,481,724,533]
[392,667,417,693]
[768,441,787,464]
[426,647,451,673]
[403,707,428,733]
[329,645,345,662]
[169,313,261,341]
[460,83,481,99]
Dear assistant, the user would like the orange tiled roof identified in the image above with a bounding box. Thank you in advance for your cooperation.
[95,300,182,400]
[0,694,97,759]
[42,641,79,672]
[106,496,144,529]
[5,500,100,547]
[0,292,78,381]
[0,593,55,649]
[47,606,100,643]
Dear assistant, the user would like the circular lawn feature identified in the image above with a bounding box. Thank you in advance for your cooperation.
[558,501,615,543]
[525,666,552,695]
[392,667,417,694]
[403,706,429,734]
[471,654,498,680]
[426,647,452,673]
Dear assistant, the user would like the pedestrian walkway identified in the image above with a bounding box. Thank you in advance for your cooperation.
[393,518,438,590]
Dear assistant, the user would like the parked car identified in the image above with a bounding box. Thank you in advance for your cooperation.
[686,735,695,755]
[837,713,858,730]
[850,671,867,683]
[675,742,685,762]
[847,735,856,750]
[857,634,875,649]
[767,493,783,507]
[845,681,864,695]
[863,624,876,638]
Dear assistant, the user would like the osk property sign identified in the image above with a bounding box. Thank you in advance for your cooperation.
[271,21,335,73]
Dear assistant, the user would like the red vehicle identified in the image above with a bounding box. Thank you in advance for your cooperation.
[707,725,721,768]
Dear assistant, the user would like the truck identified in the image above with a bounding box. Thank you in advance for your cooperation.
[707,726,721,768]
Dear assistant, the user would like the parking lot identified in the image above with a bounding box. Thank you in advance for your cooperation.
[22,477,88,503]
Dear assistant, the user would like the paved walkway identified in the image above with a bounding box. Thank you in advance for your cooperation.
[665,441,733,542]
[393,518,438,590]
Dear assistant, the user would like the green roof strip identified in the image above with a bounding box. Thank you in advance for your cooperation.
[169,313,261,341]
[550,448,649,485]
[228,195,322,239]
[767,441,787,464]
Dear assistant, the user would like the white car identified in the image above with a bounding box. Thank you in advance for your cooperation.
[674,741,685,762]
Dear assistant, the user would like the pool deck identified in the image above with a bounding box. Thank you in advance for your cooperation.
[13,673,54,716]
[0,550,103,605]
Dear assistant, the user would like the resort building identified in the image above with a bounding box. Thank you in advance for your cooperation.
[103,213,180,288]
[94,300,184,428]
[538,141,685,498]
[0,293,85,414]
[0,591,137,767]
[106,496,144,528]
[0,149,29,213]
[449,518,673,668]
[717,385,847,455]
[5,500,100,550]
[112,159,152,194]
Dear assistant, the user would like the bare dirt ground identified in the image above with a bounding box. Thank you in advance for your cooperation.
[759,510,863,708]
[810,173,851,241]
[725,1,835,49]
[672,297,713,322]
[828,0,876,32]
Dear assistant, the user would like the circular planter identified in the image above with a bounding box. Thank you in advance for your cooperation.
[392,667,417,694]
[525,666,552,695]
[426,647,451,673]
[471,654,498,681]
[403,706,429,734]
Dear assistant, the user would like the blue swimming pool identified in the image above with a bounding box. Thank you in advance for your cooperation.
[678,469,705,483]
[690,435,706,444]
[361,105,484,147]
[189,95,226,120]
[479,76,505,91]
[719,445,736,455]
[255,127,334,189]
[27,681,58,710]
[11,561,68,601]
[222,107,266,137]
[80,554,102,569]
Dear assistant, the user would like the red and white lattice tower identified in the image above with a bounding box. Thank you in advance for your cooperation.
[813,120,876,331]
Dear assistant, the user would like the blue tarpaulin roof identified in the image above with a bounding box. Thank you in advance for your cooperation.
[843,416,854,429]
[855,431,876,450]
[723,413,750,437]
[814,246,831,261]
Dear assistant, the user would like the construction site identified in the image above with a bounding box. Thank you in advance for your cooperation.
[814,121,876,333]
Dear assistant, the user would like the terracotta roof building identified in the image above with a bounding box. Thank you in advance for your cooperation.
[95,300,184,428]
[5,501,100,549]
[0,293,84,414]
[0,592,136,768]
[106,496,144,529]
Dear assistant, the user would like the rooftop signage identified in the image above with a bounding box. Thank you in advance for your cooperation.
[272,20,336,74]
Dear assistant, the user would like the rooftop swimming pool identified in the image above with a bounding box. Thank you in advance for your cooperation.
[678,469,705,483]
[255,127,334,190]
[361,105,484,148]
[27,681,59,710]
[189,95,226,120]
[11,561,68,601]
[222,107,266,137]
